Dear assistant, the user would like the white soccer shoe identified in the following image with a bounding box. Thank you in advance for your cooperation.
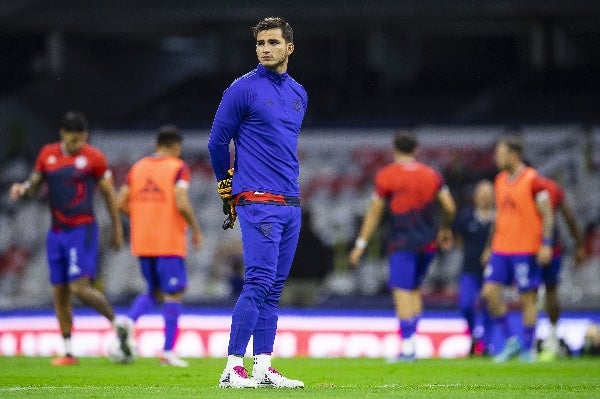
[251,367,305,388]
[159,351,189,367]
[219,365,258,388]
[114,317,135,360]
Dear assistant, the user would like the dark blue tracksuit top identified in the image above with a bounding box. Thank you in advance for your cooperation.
[208,64,308,197]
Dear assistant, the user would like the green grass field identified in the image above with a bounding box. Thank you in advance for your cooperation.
[0,356,598,398]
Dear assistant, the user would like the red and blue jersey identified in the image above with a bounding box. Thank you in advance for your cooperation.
[34,142,109,229]
[208,63,308,196]
[374,160,444,252]
[537,175,566,254]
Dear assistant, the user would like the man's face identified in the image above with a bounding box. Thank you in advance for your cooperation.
[60,130,87,155]
[255,28,293,73]
[494,142,511,171]
[474,182,494,209]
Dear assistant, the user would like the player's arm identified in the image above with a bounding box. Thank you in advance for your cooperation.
[208,85,245,181]
[208,85,246,229]
[536,192,554,266]
[174,184,203,250]
[116,184,130,216]
[98,172,124,250]
[436,186,456,251]
[349,195,386,267]
[558,200,585,265]
[481,219,496,265]
[9,170,44,200]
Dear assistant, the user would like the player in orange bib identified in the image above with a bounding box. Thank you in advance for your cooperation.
[117,126,203,367]
[481,136,554,362]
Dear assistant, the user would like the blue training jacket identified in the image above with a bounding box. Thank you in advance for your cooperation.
[208,64,308,197]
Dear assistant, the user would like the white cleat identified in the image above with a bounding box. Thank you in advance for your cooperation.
[219,366,258,388]
[158,351,189,367]
[252,367,305,388]
[114,317,134,360]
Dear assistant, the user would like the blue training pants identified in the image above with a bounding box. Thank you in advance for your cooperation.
[227,203,301,356]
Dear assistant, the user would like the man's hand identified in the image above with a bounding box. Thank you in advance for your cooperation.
[9,182,29,200]
[537,244,553,266]
[217,169,236,229]
[222,200,237,230]
[217,168,234,201]
[437,227,454,251]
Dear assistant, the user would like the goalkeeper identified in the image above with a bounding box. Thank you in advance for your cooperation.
[208,16,308,389]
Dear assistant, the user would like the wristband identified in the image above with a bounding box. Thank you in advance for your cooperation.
[355,237,367,250]
[542,237,552,246]
[22,181,31,190]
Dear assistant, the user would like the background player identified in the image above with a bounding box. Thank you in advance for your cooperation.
[117,125,203,367]
[208,17,307,388]
[8,110,131,365]
[453,179,495,356]
[481,135,554,362]
[349,131,456,362]
[536,175,585,361]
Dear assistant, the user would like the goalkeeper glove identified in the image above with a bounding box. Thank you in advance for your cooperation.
[217,169,236,230]
[217,168,234,201]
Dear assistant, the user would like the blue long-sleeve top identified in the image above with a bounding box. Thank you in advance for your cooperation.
[208,64,308,197]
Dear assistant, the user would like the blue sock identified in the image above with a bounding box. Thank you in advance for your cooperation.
[127,293,156,322]
[163,301,182,351]
[481,305,493,350]
[399,319,415,340]
[522,325,535,351]
[494,314,512,339]
[462,308,475,335]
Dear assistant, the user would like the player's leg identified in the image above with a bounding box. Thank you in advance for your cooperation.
[539,255,561,361]
[51,283,78,365]
[458,273,479,353]
[251,206,303,388]
[64,224,132,357]
[220,204,282,388]
[409,250,434,342]
[156,256,188,367]
[69,276,115,318]
[518,290,538,361]
[387,250,426,361]
[127,257,160,323]
[482,253,519,362]
[515,255,542,362]
[46,229,77,366]
[122,257,160,348]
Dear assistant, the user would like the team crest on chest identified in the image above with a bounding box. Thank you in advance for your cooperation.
[47,155,57,165]
[75,155,88,169]
[292,99,302,112]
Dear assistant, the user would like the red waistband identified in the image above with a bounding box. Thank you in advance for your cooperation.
[235,191,300,206]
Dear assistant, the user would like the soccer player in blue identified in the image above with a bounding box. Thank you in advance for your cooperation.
[8,110,133,365]
[453,180,495,356]
[208,17,307,388]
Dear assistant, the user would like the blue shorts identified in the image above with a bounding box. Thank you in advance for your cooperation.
[139,256,187,294]
[484,252,541,292]
[388,250,435,290]
[46,223,99,285]
[541,254,561,287]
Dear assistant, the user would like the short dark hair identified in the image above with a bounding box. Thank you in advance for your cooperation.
[156,125,182,147]
[252,17,293,43]
[498,135,523,158]
[393,131,418,154]
[60,110,88,132]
